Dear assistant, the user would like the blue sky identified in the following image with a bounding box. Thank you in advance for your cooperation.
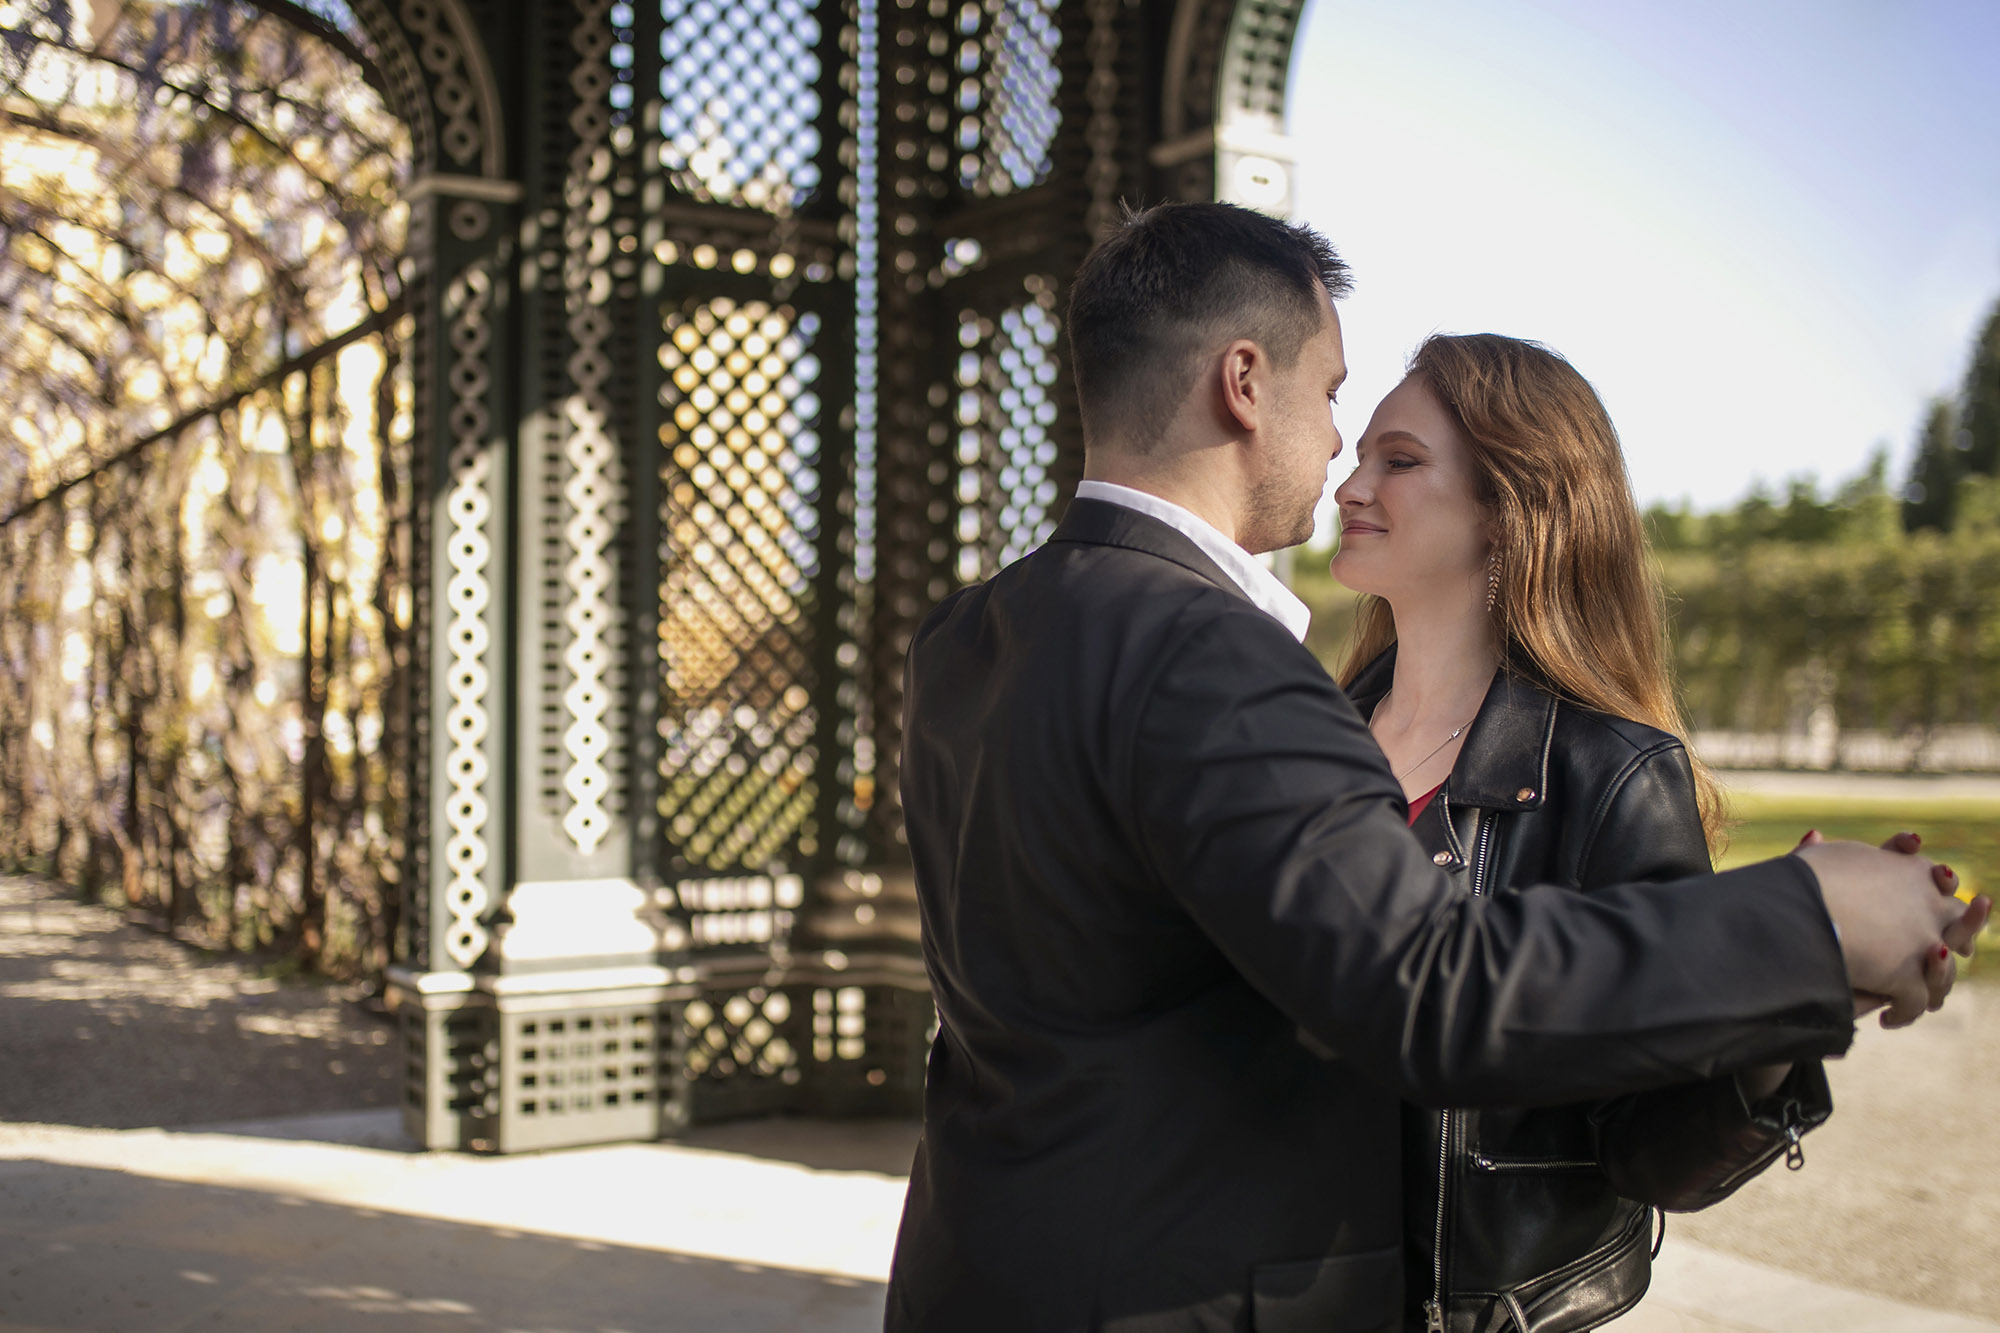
[1288,0,2000,516]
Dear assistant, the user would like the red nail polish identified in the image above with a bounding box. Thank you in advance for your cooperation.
[1940,865,1955,879]
[1938,944,1952,960]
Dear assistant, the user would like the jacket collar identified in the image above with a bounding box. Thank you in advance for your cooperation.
[1048,497,1254,607]
[1347,645,1557,812]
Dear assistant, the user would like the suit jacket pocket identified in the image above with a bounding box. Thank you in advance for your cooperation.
[1250,1244,1401,1333]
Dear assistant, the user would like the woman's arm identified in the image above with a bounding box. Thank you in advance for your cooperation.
[1577,740,1833,1212]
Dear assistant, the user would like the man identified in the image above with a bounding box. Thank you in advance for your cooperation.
[886,202,1985,1333]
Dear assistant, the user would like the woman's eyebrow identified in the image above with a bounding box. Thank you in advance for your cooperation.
[1357,430,1431,457]
[1374,430,1431,451]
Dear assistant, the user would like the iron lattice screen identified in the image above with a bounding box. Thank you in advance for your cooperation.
[951,277,1065,583]
[659,0,825,211]
[956,0,1063,197]
[656,297,826,876]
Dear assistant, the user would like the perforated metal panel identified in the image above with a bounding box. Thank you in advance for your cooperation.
[950,279,1064,584]
[656,299,826,875]
[955,0,1063,196]
[659,0,825,211]
[1218,0,1301,123]
[400,1000,497,1151]
[668,871,804,951]
[495,1003,682,1152]
[686,987,801,1071]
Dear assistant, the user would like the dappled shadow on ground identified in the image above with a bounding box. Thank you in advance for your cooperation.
[677,1116,921,1177]
[0,876,400,1130]
[0,1160,884,1333]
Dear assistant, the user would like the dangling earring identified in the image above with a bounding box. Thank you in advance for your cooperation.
[1485,548,1500,613]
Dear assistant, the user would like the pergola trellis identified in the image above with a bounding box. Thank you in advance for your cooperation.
[0,0,417,973]
[0,0,1309,1152]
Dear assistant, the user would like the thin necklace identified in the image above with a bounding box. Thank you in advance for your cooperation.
[1381,689,1476,782]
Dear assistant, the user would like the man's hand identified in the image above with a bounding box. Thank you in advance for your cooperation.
[1796,838,1989,1028]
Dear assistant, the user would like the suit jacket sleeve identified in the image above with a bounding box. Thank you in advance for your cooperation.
[1124,609,1853,1108]
[1577,743,1836,1210]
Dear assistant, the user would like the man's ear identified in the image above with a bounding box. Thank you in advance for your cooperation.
[1217,339,1262,434]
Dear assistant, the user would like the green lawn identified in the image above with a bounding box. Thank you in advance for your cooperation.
[1716,790,2000,969]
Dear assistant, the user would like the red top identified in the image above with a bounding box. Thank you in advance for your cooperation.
[1406,780,1446,825]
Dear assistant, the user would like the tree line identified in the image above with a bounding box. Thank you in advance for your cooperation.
[1645,294,2000,742]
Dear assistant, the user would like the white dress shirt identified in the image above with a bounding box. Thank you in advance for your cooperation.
[1073,480,1312,643]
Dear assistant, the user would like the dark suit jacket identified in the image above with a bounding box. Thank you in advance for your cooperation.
[886,499,1851,1333]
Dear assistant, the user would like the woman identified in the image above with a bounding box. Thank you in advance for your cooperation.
[1330,333,1829,1333]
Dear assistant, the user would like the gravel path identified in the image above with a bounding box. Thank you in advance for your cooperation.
[3,871,1995,1320]
[1720,769,2000,802]
[0,875,401,1129]
[1693,767,2000,1317]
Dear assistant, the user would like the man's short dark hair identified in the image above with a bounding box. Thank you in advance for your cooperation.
[1066,202,1351,451]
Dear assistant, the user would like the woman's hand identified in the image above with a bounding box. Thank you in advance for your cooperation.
[1796,828,1992,1025]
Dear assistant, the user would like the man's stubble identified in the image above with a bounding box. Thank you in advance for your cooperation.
[1240,460,1325,556]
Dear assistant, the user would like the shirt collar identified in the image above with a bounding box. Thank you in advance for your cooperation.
[1073,480,1312,643]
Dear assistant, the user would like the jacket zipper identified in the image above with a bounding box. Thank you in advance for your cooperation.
[1467,1150,1597,1172]
[1705,1098,1810,1199]
[1425,1110,1451,1332]
[1427,808,1495,1333]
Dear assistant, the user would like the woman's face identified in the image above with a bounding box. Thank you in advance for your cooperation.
[1329,376,1493,605]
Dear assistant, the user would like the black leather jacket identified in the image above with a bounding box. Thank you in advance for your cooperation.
[1348,653,1835,1333]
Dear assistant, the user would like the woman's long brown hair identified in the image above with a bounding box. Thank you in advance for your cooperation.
[1337,333,1726,852]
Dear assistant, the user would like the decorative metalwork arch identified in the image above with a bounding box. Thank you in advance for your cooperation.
[381,0,1327,1154]
[2,0,1314,1153]
[1154,0,1308,211]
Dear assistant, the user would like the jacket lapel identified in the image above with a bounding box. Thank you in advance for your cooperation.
[1047,497,1255,606]
[1451,673,1558,812]
[1348,645,1559,813]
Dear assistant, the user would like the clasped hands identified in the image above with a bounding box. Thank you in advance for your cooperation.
[1795,829,1992,1028]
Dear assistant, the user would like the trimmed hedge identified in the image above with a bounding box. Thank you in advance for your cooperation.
[1660,534,2000,734]
[1293,533,2000,738]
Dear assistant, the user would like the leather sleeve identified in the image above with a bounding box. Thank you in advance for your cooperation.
[1125,611,1853,1108]
[1576,742,1837,1210]
[1592,1061,1833,1211]
[1572,737,1713,889]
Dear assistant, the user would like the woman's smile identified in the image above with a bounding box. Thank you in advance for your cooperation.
[1329,375,1492,605]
